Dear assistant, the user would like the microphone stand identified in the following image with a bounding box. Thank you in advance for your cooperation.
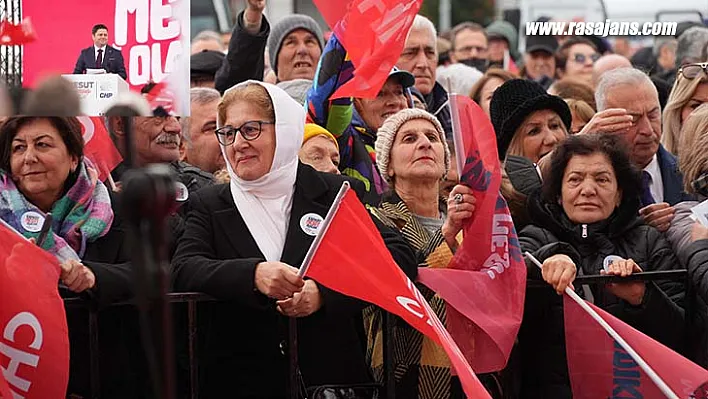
[120,116,177,399]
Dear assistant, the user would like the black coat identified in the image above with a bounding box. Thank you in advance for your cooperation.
[171,163,418,398]
[65,191,151,399]
[73,45,127,80]
[517,193,686,398]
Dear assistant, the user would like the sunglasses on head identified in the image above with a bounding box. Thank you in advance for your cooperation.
[572,53,600,64]
[679,63,708,79]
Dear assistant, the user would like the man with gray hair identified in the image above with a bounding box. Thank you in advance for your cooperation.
[592,68,693,230]
[658,26,708,85]
[396,14,453,138]
[191,30,225,54]
[184,87,224,174]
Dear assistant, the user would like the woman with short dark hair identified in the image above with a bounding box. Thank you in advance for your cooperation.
[518,133,685,398]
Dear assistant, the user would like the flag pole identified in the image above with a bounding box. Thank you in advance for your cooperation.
[446,78,466,179]
[298,181,351,277]
[524,252,680,399]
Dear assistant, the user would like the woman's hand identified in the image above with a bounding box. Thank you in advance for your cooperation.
[601,258,646,306]
[276,280,323,318]
[542,254,577,294]
[60,259,96,293]
[254,261,304,300]
[442,184,476,250]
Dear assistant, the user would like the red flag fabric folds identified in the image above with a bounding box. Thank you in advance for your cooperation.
[564,295,708,398]
[0,224,70,398]
[312,0,422,99]
[78,116,122,182]
[0,18,36,46]
[303,189,492,399]
[418,95,526,373]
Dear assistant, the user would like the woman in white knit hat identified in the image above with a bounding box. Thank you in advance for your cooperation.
[366,108,503,399]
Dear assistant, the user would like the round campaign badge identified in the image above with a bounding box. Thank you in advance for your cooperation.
[20,211,45,233]
[175,182,189,202]
[603,255,624,273]
[300,213,324,236]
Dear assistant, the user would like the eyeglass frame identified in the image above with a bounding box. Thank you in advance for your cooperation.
[571,52,600,64]
[214,120,275,146]
[679,62,708,80]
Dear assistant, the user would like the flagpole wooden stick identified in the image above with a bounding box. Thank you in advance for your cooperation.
[298,181,351,277]
[524,252,680,399]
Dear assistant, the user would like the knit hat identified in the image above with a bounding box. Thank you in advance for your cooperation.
[489,79,571,159]
[486,20,520,60]
[277,78,313,105]
[375,108,451,184]
[267,15,324,77]
[303,123,338,150]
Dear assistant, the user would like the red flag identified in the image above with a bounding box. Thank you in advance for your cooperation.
[0,372,11,399]
[78,116,122,182]
[313,0,422,99]
[0,224,70,398]
[0,18,36,45]
[418,95,526,373]
[564,295,708,398]
[304,189,492,399]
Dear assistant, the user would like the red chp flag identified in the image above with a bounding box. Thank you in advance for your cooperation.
[78,117,122,182]
[0,223,70,398]
[0,18,36,46]
[313,0,422,99]
[304,189,492,399]
[418,95,526,373]
[564,295,708,398]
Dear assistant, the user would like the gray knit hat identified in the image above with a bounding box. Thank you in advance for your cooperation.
[375,108,451,184]
[267,15,324,77]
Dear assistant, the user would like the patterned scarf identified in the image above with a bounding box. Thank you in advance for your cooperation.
[0,157,114,263]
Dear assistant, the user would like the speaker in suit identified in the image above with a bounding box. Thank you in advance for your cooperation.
[73,45,127,80]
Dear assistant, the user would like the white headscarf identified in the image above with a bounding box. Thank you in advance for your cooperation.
[218,80,305,261]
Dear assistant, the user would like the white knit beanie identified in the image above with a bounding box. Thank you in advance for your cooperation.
[375,108,451,184]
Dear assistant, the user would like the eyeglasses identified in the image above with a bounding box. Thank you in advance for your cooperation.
[455,45,487,55]
[679,63,708,79]
[215,120,274,146]
[572,53,600,64]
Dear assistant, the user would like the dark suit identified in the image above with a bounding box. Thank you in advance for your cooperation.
[657,144,695,205]
[172,163,418,398]
[73,45,127,80]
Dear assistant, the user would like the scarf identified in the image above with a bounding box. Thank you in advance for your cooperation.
[0,157,114,263]
[218,80,304,261]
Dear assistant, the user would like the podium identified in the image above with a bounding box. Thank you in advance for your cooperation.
[62,74,129,115]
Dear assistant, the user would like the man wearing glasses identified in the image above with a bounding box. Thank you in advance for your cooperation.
[556,37,600,86]
[449,21,489,72]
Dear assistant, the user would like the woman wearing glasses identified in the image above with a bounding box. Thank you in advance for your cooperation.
[171,80,417,398]
[661,62,708,155]
[555,37,599,87]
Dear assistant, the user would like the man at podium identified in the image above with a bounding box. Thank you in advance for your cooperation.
[73,24,127,80]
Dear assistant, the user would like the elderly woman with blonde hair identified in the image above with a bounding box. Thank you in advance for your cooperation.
[666,103,708,255]
[661,62,708,155]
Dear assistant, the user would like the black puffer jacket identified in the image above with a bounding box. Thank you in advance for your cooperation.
[517,192,686,398]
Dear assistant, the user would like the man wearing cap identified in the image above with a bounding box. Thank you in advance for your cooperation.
[307,32,415,204]
[486,20,520,70]
[299,124,340,175]
[191,50,226,88]
[214,0,324,94]
[522,34,558,90]
[396,15,453,139]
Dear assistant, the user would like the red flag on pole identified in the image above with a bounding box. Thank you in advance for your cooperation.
[301,186,493,399]
[0,17,36,45]
[78,116,122,182]
[312,0,423,99]
[417,95,526,373]
[0,223,70,398]
[564,295,708,398]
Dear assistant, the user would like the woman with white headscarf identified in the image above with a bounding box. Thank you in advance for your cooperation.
[171,80,417,398]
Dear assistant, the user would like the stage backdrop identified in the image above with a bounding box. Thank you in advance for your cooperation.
[22,0,189,112]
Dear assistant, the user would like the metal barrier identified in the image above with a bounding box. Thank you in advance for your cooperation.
[63,269,696,399]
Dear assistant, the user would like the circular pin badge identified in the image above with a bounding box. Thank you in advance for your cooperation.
[603,255,624,273]
[175,182,189,202]
[300,213,324,236]
[20,211,44,233]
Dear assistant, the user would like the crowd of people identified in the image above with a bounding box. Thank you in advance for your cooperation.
[2,1,708,398]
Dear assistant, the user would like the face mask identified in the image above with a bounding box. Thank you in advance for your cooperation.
[459,58,488,73]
